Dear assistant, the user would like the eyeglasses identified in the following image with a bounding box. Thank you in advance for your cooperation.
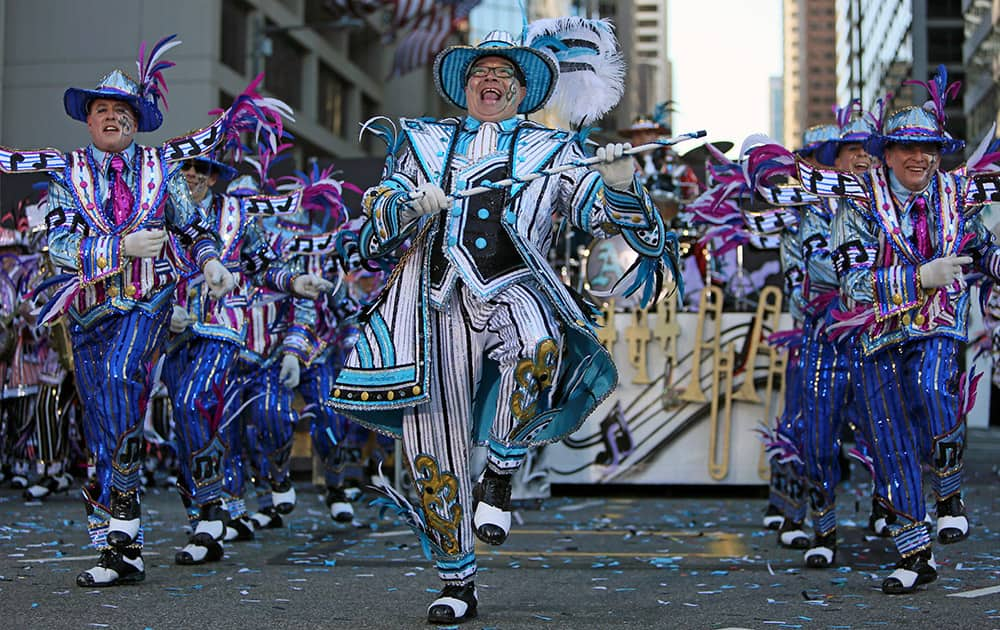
[181,160,212,175]
[468,65,517,80]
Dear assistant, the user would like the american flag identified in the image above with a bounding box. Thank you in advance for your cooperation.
[321,0,387,20]
[389,0,481,76]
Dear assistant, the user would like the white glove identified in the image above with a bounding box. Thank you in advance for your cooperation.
[122,229,167,258]
[203,258,236,299]
[279,353,300,389]
[594,142,635,191]
[169,305,191,333]
[292,273,334,299]
[919,255,972,289]
[400,183,450,225]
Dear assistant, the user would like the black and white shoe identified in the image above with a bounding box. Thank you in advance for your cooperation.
[868,499,892,537]
[175,504,227,565]
[8,473,29,490]
[427,582,478,625]
[272,482,296,515]
[224,516,256,542]
[762,504,785,530]
[804,530,837,569]
[76,548,145,587]
[472,469,512,546]
[882,551,937,594]
[23,472,74,500]
[326,487,354,523]
[249,507,283,530]
[936,495,970,544]
[175,536,224,565]
[106,491,141,548]
[777,520,810,549]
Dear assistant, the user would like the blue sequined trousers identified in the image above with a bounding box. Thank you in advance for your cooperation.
[855,337,962,557]
[70,306,170,549]
[303,359,352,487]
[768,346,807,524]
[162,338,245,518]
[798,316,862,536]
[239,359,298,488]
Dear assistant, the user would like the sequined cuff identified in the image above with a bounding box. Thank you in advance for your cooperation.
[874,265,920,321]
[281,324,314,363]
[191,238,220,271]
[78,235,124,286]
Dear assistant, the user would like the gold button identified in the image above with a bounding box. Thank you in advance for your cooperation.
[914,313,926,326]
[412,385,421,395]
[387,391,395,401]
[901,313,911,326]
[189,287,197,297]
[107,286,119,298]
[124,285,137,297]
[361,392,369,401]
[892,294,903,305]
[333,388,341,397]
[97,256,108,268]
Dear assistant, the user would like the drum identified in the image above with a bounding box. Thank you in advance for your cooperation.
[581,235,676,310]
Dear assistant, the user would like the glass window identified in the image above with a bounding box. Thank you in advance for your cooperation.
[221,0,250,74]
[265,26,305,110]
[317,63,347,137]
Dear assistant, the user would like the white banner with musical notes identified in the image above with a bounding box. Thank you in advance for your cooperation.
[543,308,789,485]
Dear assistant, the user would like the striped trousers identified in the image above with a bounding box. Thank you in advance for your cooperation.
[855,337,962,557]
[162,338,243,516]
[402,282,562,585]
[798,318,862,536]
[70,306,170,549]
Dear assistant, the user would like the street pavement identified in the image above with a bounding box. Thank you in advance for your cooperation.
[2,429,999,630]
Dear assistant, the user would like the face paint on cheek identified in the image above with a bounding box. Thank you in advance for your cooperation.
[117,113,135,138]
[189,174,209,198]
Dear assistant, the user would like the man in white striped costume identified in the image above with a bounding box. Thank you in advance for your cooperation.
[330,29,674,625]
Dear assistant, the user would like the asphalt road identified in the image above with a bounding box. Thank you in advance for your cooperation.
[2,429,999,630]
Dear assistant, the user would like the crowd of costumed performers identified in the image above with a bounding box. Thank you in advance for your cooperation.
[0,35,391,587]
[2,18,1000,630]
[687,65,1000,596]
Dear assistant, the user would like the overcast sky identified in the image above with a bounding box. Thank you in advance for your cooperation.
[668,0,783,155]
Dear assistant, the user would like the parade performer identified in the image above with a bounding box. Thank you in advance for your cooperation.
[274,164,368,523]
[685,128,828,548]
[231,158,328,530]
[19,193,81,500]
[163,133,329,564]
[0,218,43,490]
[796,102,880,567]
[0,35,246,588]
[330,20,679,624]
[744,67,1000,593]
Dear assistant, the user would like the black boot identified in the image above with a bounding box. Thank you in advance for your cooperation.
[427,582,478,624]
[271,479,296,514]
[882,550,937,594]
[326,486,354,523]
[249,506,283,530]
[868,498,892,537]
[76,547,145,587]
[804,529,837,568]
[936,495,970,544]
[106,490,141,548]
[175,503,228,565]
[777,519,809,549]
[23,472,74,500]
[472,469,512,546]
[224,516,256,542]
[762,504,784,530]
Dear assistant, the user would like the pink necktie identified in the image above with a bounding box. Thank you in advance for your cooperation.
[108,154,134,225]
[912,196,931,259]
